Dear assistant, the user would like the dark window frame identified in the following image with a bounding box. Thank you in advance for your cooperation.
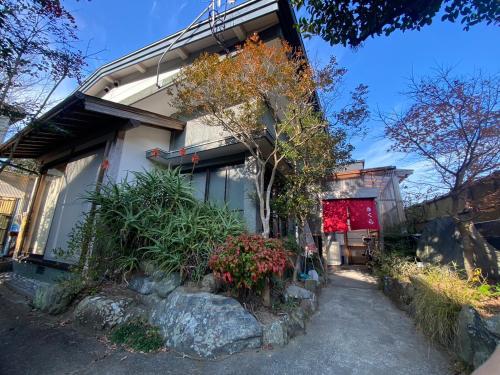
[188,163,244,212]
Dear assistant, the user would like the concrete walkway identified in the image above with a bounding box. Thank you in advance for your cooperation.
[0,269,453,375]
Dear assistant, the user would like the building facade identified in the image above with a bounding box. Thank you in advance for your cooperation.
[0,0,303,269]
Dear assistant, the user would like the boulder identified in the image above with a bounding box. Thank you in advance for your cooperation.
[128,272,181,299]
[200,273,221,293]
[148,290,262,358]
[262,318,288,347]
[382,276,415,314]
[153,273,181,298]
[74,295,143,330]
[0,259,12,273]
[417,217,500,279]
[285,307,307,338]
[33,282,79,315]
[128,275,155,295]
[455,306,499,369]
[484,313,500,337]
[300,298,317,316]
[285,284,315,301]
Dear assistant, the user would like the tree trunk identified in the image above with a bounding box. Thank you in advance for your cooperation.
[450,192,476,279]
[262,278,271,307]
[292,219,306,282]
[453,220,475,277]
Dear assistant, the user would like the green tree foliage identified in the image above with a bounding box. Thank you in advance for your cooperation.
[174,35,367,238]
[292,0,499,47]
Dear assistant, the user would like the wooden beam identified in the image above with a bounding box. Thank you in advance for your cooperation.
[84,98,185,131]
[134,63,147,74]
[176,48,189,60]
[234,25,246,41]
[102,76,114,84]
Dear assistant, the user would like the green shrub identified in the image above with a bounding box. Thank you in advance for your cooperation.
[476,283,500,298]
[209,234,291,292]
[372,253,420,282]
[110,321,163,353]
[67,168,244,281]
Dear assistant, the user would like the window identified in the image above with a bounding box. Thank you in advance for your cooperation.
[208,167,226,205]
[188,164,245,212]
[226,165,244,211]
[190,171,206,201]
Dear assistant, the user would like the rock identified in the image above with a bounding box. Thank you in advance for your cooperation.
[128,275,155,295]
[139,260,156,276]
[455,306,499,369]
[200,273,220,293]
[153,273,181,298]
[285,307,307,338]
[151,270,168,281]
[148,290,262,358]
[33,282,79,315]
[484,314,500,337]
[382,276,415,314]
[285,284,315,301]
[417,217,500,279]
[0,259,12,273]
[300,298,317,316]
[128,272,180,299]
[304,279,319,292]
[262,318,288,347]
[308,270,319,281]
[74,295,143,330]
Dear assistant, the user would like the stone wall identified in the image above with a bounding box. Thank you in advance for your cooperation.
[69,269,323,358]
[416,217,500,280]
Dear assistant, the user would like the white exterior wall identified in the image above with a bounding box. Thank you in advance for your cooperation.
[101,69,180,105]
[113,125,171,183]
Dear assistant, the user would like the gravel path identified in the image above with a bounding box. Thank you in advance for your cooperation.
[0,269,453,375]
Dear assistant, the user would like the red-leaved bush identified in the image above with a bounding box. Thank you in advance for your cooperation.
[209,234,291,291]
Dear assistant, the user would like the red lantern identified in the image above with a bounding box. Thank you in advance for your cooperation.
[150,148,160,157]
[191,153,200,165]
[179,147,186,156]
[101,159,110,170]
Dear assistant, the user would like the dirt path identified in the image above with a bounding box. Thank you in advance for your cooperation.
[0,270,453,375]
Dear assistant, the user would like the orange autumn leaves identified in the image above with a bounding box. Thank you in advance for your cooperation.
[173,33,322,138]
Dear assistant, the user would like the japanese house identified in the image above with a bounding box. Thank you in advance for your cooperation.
[321,161,412,266]
[0,0,303,275]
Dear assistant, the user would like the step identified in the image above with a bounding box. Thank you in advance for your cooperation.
[0,272,50,300]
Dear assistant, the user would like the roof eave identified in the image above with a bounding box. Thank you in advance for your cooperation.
[78,0,288,94]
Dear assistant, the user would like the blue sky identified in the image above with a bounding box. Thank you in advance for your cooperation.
[61,0,500,196]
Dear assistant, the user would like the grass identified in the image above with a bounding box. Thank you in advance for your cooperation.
[411,266,482,347]
[372,253,420,282]
[109,321,164,353]
[375,253,498,348]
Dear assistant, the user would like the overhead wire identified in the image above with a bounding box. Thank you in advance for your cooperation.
[155,0,234,89]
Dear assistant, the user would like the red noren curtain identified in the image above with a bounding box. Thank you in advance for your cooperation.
[322,199,379,233]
